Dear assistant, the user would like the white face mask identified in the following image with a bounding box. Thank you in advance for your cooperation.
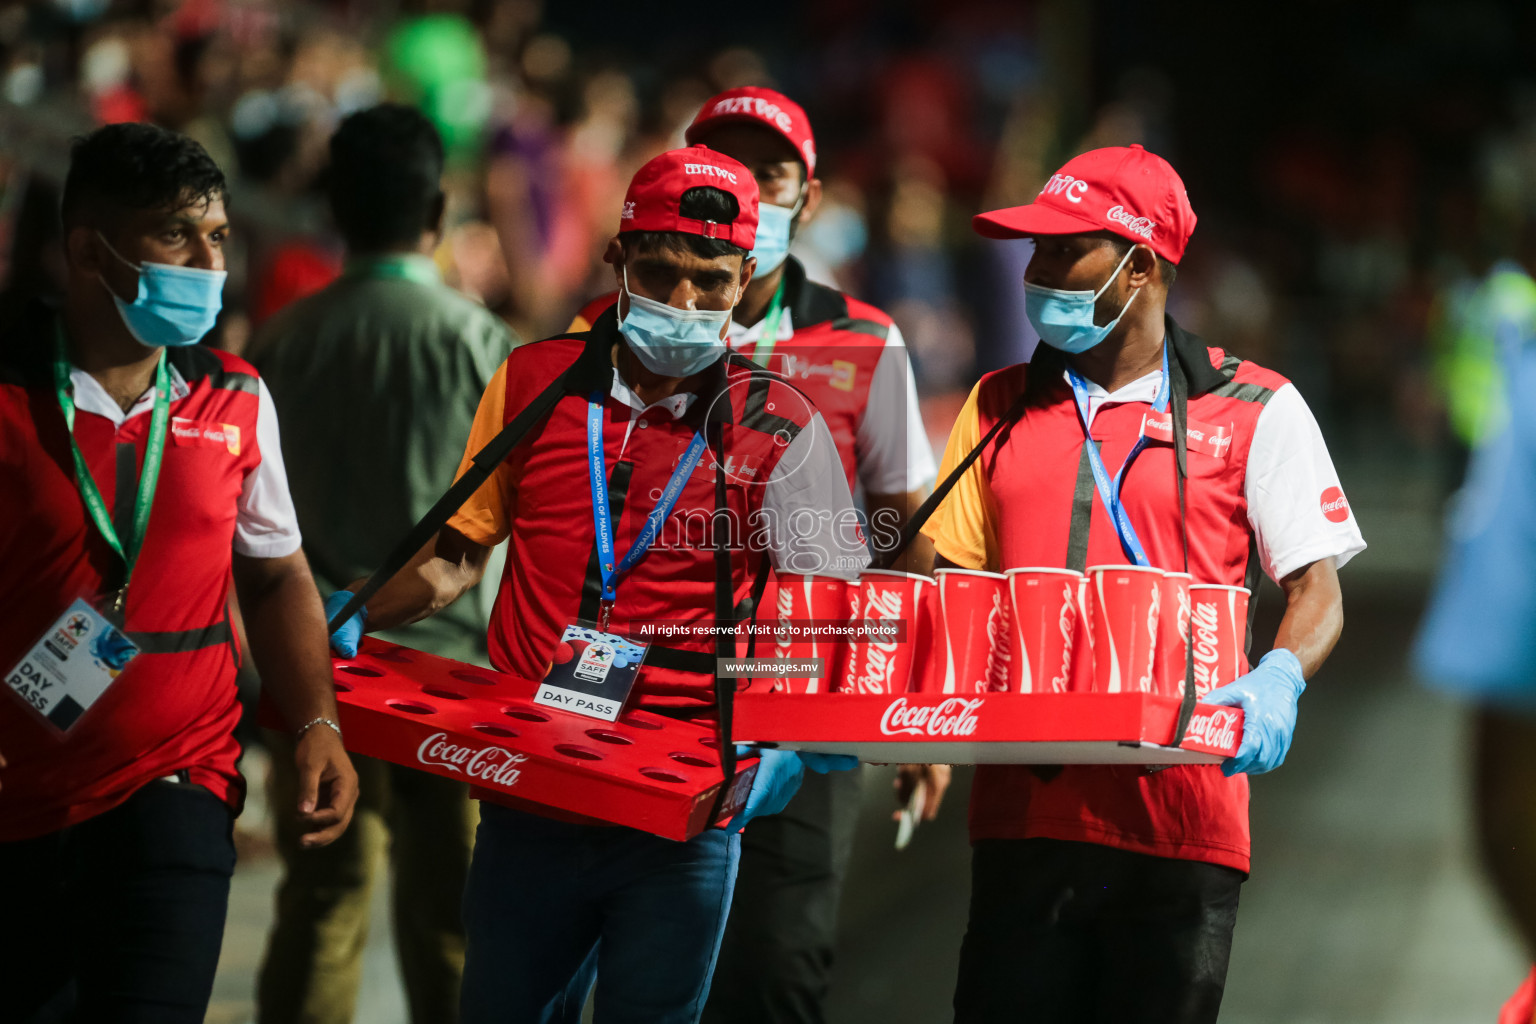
[617,266,741,377]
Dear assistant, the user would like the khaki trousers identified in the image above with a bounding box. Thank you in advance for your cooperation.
[257,734,478,1024]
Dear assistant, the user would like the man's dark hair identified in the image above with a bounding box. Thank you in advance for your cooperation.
[621,186,749,261]
[328,104,444,252]
[60,123,227,230]
[1108,236,1178,288]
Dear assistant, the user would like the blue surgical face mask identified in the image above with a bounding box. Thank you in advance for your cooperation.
[617,266,738,377]
[1023,245,1140,354]
[749,190,805,274]
[97,233,227,348]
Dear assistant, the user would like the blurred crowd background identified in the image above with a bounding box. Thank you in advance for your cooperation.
[6,1,1536,1020]
[5,0,1536,481]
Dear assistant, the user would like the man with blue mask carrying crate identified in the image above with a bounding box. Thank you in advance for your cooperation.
[325,145,866,1024]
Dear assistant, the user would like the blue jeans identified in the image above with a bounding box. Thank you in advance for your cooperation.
[460,803,741,1024]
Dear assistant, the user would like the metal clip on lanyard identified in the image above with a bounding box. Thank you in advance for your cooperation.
[1065,344,1171,568]
[52,325,171,617]
[749,277,788,367]
[587,394,709,631]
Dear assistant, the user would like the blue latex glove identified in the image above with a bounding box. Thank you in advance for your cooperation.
[324,590,368,658]
[1203,648,1306,777]
[798,752,859,774]
[727,747,804,831]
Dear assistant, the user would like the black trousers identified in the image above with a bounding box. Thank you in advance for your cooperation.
[701,766,864,1024]
[0,778,237,1024]
[953,838,1243,1024]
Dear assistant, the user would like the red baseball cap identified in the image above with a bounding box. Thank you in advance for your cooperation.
[685,86,817,178]
[973,144,1197,264]
[619,146,760,250]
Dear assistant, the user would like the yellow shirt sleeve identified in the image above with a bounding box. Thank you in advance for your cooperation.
[920,381,1001,571]
[446,359,515,546]
[567,313,592,332]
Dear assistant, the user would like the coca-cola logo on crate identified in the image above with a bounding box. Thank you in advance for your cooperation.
[417,731,529,787]
[1184,708,1239,751]
[880,697,984,737]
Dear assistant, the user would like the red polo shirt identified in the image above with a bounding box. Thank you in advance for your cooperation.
[922,319,1365,874]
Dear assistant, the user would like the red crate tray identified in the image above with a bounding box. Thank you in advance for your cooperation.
[273,638,756,841]
[734,691,1244,765]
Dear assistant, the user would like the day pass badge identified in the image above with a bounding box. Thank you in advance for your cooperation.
[5,598,139,732]
[534,624,648,721]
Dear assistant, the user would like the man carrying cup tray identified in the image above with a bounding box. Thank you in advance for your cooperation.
[921,144,1366,1022]
[324,146,867,1024]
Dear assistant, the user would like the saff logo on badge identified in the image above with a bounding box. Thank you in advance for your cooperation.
[574,642,617,684]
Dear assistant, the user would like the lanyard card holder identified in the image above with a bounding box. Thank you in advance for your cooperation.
[535,624,648,721]
[4,598,138,733]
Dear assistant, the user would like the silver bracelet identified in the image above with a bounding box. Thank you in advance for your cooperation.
[296,716,343,743]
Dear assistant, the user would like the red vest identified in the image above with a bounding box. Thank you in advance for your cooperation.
[968,323,1286,874]
[0,306,261,840]
[572,258,893,494]
[484,312,818,715]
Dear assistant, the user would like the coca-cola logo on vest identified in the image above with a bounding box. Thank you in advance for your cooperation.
[417,732,528,788]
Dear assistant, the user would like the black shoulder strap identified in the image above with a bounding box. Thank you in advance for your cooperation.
[708,418,740,820]
[872,389,1029,570]
[1169,356,1199,748]
[326,335,610,632]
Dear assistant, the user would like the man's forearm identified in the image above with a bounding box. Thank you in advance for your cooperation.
[349,527,490,633]
[1271,557,1343,678]
[234,551,339,731]
[869,489,935,574]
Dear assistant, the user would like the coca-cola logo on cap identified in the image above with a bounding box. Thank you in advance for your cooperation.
[1319,486,1350,523]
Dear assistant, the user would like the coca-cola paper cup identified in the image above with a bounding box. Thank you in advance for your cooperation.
[1154,572,1192,697]
[1188,584,1250,697]
[1004,568,1083,693]
[930,569,1011,694]
[1087,564,1162,694]
[840,570,933,696]
[756,573,851,694]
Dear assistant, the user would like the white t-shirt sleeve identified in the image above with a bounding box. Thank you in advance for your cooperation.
[762,412,871,580]
[855,322,938,495]
[233,378,304,558]
[1244,383,1366,581]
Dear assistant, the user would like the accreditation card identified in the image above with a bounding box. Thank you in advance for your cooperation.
[4,598,139,732]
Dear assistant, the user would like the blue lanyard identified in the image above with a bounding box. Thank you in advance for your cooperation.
[587,394,709,628]
[1065,344,1170,567]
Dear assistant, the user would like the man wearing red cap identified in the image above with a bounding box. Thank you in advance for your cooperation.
[923,145,1365,1020]
[571,88,939,1024]
[325,146,865,1024]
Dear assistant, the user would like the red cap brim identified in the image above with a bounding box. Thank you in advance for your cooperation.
[972,203,1104,240]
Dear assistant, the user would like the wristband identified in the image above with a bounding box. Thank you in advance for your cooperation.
[296,716,344,743]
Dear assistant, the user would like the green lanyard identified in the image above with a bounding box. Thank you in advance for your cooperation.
[751,276,789,367]
[52,325,172,614]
